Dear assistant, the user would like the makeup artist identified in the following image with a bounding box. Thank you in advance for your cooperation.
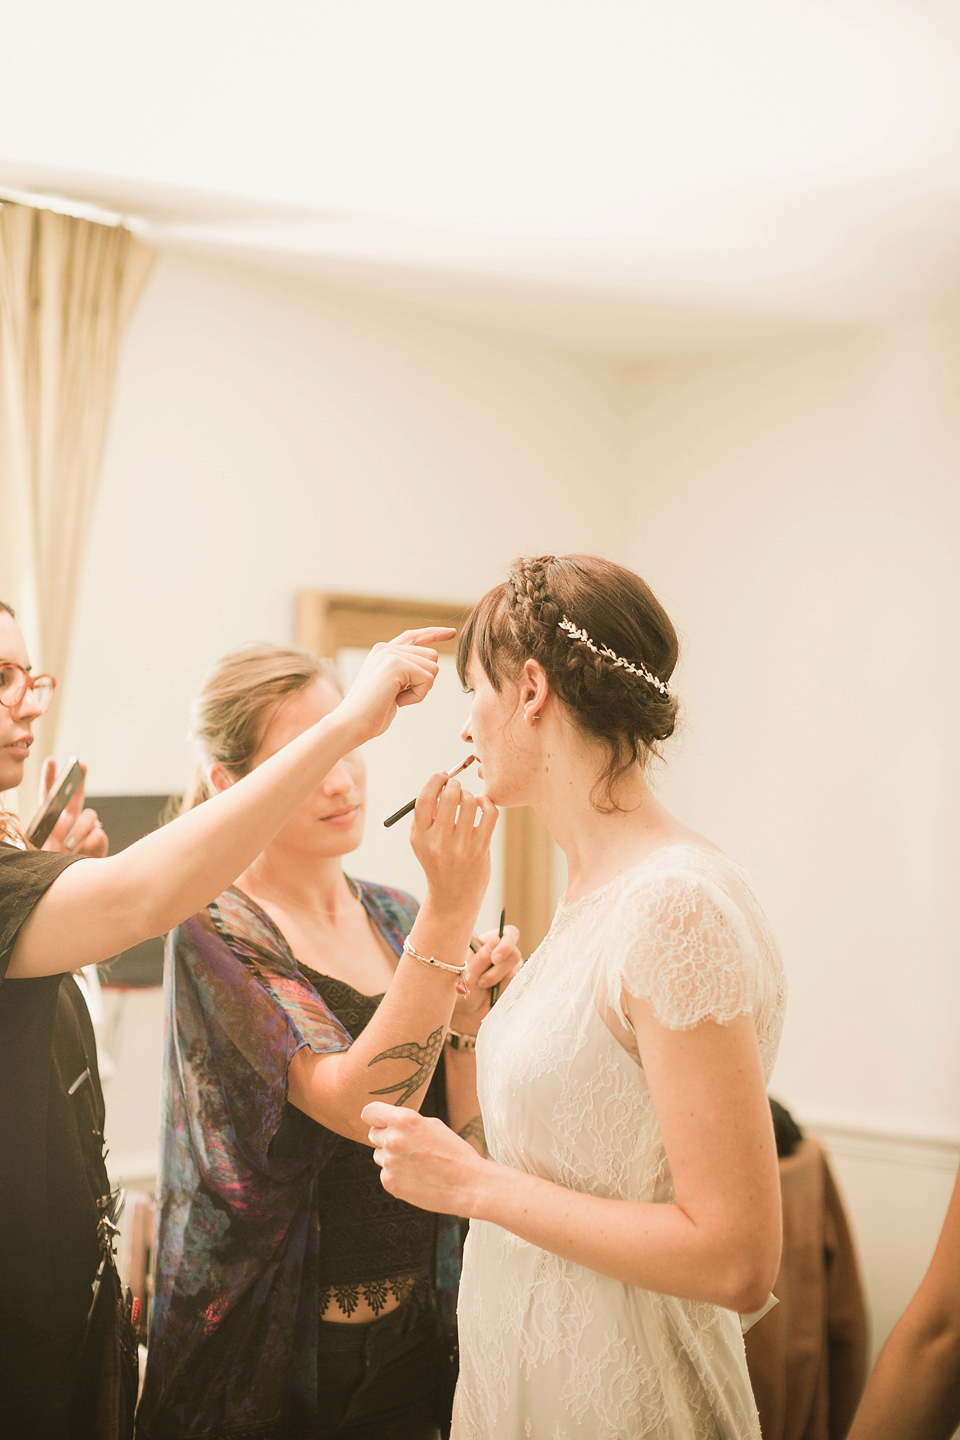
[137,642,520,1440]
[0,607,456,1440]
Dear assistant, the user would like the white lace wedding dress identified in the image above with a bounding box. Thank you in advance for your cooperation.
[453,844,786,1440]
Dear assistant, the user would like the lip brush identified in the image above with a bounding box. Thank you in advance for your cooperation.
[383,754,477,828]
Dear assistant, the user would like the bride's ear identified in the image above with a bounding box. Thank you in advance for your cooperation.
[520,659,549,724]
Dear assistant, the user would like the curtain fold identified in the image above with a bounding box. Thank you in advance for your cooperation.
[0,200,155,804]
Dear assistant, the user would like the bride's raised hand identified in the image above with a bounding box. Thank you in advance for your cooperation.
[336,627,455,745]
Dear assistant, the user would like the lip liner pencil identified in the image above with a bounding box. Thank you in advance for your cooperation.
[383,754,477,828]
[489,907,506,1006]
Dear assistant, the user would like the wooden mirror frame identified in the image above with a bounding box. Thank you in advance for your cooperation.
[296,590,554,955]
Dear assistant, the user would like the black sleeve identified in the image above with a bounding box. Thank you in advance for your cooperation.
[0,844,80,981]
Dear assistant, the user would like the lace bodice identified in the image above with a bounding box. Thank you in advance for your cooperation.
[453,844,786,1440]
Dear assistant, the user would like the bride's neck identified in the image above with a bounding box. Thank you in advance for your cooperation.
[532,741,680,903]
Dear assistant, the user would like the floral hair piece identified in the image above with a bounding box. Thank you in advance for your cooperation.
[558,615,671,698]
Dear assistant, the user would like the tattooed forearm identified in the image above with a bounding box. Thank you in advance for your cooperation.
[368,1026,445,1107]
[458,1116,488,1157]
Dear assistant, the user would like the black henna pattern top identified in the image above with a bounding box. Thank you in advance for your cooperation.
[301,967,442,1317]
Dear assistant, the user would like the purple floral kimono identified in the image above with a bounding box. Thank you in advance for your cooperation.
[137,880,461,1440]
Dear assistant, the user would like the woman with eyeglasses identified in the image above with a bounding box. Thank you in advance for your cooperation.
[0,600,481,1440]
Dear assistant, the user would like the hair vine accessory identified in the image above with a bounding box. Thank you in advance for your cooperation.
[558,616,671,697]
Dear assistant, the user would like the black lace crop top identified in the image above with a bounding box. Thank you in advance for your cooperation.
[302,967,442,1318]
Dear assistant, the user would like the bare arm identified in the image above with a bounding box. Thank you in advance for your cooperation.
[286,775,513,1143]
[8,632,450,978]
[848,1162,960,1440]
[364,1003,781,1313]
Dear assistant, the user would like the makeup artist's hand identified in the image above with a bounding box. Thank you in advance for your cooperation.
[362,1101,490,1218]
[338,628,455,746]
[40,760,109,858]
[453,924,522,1025]
[411,773,498,923]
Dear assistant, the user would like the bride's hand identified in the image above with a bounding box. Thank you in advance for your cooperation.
[336,628,455,746]
[362,1101,491,1217]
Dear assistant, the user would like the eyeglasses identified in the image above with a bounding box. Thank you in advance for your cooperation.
[0,663,56,715]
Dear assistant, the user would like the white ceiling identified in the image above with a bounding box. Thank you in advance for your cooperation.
[3,0,960,356]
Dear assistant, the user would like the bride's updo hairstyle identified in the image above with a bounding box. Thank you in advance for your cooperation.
[457,554,679,809]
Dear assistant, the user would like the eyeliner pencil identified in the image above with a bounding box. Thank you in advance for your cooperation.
[383,754,477,827]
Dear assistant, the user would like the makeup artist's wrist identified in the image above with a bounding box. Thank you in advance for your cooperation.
[409,898,477,966]
[322,706,371,754]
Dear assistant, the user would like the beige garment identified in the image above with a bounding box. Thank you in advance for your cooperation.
[0,201,153,797]
[454,844,787,1440]
[744,1137,868,1440]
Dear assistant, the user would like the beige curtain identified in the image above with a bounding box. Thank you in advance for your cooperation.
[0,201,154,803]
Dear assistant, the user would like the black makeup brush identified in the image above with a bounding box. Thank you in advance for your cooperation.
[383,754,477,827]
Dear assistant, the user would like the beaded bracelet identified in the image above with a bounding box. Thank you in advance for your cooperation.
[402,937,469,995]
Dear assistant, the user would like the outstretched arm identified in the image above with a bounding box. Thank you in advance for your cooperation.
[364,1000,781,1312]
[847,1163,960,1440]
[8,631,451,978]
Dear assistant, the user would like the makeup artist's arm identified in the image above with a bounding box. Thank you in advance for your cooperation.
[364,999,781,1313]
[8,631,451,978]
[443,925,521,1156]
[287,777,508,1145]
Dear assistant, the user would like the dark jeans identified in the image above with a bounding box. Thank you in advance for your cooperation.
[315,1293,441,1440]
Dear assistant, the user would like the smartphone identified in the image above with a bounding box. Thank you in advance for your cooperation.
[26,757,84,847]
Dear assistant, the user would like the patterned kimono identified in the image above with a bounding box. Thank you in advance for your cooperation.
[137,880,461,1440]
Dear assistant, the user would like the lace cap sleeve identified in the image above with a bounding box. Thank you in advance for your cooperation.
[607,866,759,1033]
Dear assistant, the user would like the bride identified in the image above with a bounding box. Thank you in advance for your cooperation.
[364,553,786,1439]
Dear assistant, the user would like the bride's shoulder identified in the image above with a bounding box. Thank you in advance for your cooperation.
[614,843,744,905]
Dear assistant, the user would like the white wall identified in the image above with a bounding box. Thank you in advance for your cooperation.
[57,247,629,793]
[55,246,629,1183]
[627,316,960,1356]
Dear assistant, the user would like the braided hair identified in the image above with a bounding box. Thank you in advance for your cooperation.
[457,555,679,809]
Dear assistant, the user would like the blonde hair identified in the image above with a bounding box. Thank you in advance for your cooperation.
[180,643,339,812]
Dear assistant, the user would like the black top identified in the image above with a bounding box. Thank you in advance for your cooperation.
[303,967,441,1318]
[0,844,108,1418]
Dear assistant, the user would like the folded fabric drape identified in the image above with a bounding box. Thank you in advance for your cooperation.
[0,199,154,801]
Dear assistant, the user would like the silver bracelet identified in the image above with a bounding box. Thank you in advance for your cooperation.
[402,937,469,987]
